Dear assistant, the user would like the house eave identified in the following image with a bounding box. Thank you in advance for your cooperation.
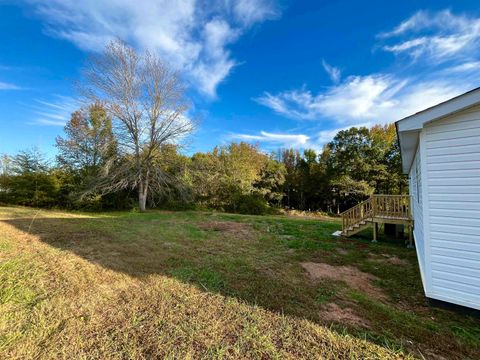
[397,130,420,174]
[396,86,480,174]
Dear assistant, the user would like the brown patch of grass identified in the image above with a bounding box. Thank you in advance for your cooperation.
[321,303,370,328]
[197,220,255,240]
[301,262,387,300]
[369,253,409,266]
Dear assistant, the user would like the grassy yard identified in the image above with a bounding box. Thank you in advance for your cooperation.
[0,206,479,359]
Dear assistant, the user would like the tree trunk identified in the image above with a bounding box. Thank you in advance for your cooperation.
[139,192,147,212]
[138,181,148,212]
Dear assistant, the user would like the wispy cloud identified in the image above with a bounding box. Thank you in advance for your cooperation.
[256,71,472,124]
[254,74,407,122]
[29,95,79,126]
[229,125,375,151]
[322,60,341,83]
[230,130,309,148]
[448,61,480,73]
[255,9,480,148]
[378,10,480,63]
[233,0,279,26]
[27,0,280,98]
[0,81,22,90]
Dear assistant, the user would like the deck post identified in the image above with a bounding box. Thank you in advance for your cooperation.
[407,224,414,249]
[372,222,378,243]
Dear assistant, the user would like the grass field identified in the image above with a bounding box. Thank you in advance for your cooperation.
[1,206,479,359]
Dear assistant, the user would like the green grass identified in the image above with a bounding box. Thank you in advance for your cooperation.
[0,206,479,359]
[315,282,339,304]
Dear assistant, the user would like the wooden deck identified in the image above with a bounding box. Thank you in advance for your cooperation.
[340,195,413,244]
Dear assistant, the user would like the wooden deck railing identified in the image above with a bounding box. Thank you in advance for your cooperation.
[341,195,411,231]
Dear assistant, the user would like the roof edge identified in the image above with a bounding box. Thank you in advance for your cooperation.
[396,86,480,133]
[396,86,480,173]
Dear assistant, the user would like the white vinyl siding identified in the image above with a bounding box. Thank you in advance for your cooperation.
[424,105,480,309]
[409,146,426,288]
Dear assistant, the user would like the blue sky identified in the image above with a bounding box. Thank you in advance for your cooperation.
[1,0,480,157]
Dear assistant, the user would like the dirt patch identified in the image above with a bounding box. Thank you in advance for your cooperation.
[301,262,386,299]
[384,256,408,266]
[320,303,369,328]
[369,253,408,266]
[336,248,349,256]
[197,221,254,238]
[421,349,449,360]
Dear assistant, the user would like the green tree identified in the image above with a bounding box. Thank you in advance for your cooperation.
[278,124,406,213]
[280,148,302,209]
[253,156,286,206]
[326,127,375,211]
[370,124,406,194]
[55,104,119,209]
[0,148,59,207]
[149,144,192,207]
[325,125,406,212]
[190,150,225,208]
[190,142,283,213]
[56,103,116,176]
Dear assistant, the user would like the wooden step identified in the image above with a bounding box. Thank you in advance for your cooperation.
[342,220,371,237]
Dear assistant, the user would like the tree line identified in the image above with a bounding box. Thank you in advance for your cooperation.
[0,40,406,214]
[0,120,406,214]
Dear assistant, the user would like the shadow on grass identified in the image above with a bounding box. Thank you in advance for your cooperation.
[0,213,444,318]
[4,212,480,359]
[4,213,332,324]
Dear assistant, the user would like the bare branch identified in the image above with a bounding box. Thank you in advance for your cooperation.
[79,40,195,211]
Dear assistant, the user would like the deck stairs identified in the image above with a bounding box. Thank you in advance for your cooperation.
[342,219,371,237]
[339,195,412,240]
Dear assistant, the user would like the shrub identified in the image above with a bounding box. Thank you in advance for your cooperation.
[230,193,270,215]
[0,173,60,207]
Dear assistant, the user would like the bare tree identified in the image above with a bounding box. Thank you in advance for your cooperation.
[80,40,194,211]
[0,154,12,176]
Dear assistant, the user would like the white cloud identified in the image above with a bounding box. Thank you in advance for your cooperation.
[378,10,470,39]
[256,67,478,126]
[254,70,476,148]
[255,75,406,122]
[378,10,480,63]
[322,60,341,83]
[254,9,480,148]
[27,0,279,97]
[449,61,480,73]
[230,125,380,151]
[30,95,79,126]
[0,81,21,90]
[232,0,279,26]
[314,75,404,122]
[254,88,321,120]
[189,19,238,96]
[231,130,309,148]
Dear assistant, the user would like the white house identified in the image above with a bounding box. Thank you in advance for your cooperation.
[396,87,480,311]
